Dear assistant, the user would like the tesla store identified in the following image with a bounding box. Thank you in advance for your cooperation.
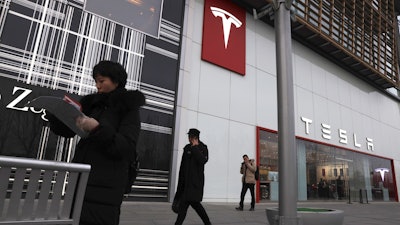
[172,0,400,203]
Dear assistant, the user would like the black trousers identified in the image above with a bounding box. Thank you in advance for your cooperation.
[239,183,255,208]
[175,200,211,225]
[79,201,121,225]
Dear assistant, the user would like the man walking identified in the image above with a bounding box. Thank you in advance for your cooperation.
[236,154,256,211]
[174,128,211,225]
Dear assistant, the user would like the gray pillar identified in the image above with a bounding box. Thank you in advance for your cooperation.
[274,0,298,224]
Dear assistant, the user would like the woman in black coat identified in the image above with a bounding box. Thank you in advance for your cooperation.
[48,61,145,225]
[174,128,211,225]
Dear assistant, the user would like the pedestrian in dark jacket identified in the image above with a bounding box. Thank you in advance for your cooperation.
[174,128,211,225]
[48,60,145,225]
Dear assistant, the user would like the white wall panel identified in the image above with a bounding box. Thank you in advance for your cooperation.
[379,96,400,127]
[337,77,352,108]
[246,14,256,68]
[256,70,277,130]
[198,63,231,118]
[230,65,256,125]
[349,85,362,113]
[325,71,340,103]
[293,49,313,91]
[312,95,329,143]
[311,64,327,98]
[367,91,382,120]
[357,84,374,118]
[192,0,204,44]
[255,24,276,75]
[181,43,202,111]
[198,114,230,201]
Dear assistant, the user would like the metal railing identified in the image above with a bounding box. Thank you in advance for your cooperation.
[0,155,90,225]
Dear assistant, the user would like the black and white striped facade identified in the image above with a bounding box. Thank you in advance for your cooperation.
[0,0,185,200]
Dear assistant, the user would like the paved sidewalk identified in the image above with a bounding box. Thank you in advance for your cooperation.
[120,201,400,225]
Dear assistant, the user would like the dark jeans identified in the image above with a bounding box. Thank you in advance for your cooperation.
[175,200,211,225]
[239,183,255,208]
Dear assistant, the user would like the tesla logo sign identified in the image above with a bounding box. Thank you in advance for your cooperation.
[202,0,246,75]
[375,168,389,181]
[210,7,242,49]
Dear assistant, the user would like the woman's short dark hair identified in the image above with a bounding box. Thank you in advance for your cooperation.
[92,60,127,88]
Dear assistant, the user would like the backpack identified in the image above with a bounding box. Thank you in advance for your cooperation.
[255,166,259,181]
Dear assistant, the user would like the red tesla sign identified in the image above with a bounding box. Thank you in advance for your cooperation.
[201,0,246,75]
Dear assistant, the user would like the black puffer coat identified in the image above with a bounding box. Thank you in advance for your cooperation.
[176,141,209,202]
[49,88,145,224]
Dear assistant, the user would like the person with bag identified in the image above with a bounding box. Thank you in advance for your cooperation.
[47,60,145,225]
[235,154,256,211]
[173,128,212,225]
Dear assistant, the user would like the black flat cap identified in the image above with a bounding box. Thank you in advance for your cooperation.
[187,128,200,137]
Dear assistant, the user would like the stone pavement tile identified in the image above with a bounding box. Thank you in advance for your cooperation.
[120,201,400,225]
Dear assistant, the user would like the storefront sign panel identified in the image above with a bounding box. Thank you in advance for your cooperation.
[201,0,246,75]
[300,116,374,151]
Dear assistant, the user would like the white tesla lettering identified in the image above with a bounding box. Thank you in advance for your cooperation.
[321,123,331,140]
[353,133,361,148]
[210,6,242,49]
[338,129,347,144]
[301,116,374,151]
[367,138,374,151]
[300,117,312,134]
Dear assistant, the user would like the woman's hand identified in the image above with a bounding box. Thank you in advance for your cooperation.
[76,116,99,132]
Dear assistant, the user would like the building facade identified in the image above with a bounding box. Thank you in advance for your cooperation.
[171,0,400,203]
[1,0,400,203]
[0,0,184,200]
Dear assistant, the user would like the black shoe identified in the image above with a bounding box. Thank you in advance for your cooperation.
[235,207,243,211]
[249,207,255,211]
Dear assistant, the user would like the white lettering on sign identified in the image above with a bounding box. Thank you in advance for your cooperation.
[300,116,374,151]
[300,117,312,134]
[338,129,347,144]
[321,123,331,140]
[367,138,374,151]
[6,87,32,111]
[3,86,47,120]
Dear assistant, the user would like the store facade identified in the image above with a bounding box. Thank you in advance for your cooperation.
[171,0,400,203]
[257,128,397,202]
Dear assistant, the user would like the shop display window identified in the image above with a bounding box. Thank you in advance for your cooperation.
[257,127,397,202]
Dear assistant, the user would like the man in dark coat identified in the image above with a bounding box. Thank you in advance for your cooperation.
[174,128,211,225]
[48,61,145,225]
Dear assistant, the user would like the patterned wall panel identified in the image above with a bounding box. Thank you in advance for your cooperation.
[0,0,184,174]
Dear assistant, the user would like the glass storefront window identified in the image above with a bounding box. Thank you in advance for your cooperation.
[258,129,279,200]
[257,128,397,202]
